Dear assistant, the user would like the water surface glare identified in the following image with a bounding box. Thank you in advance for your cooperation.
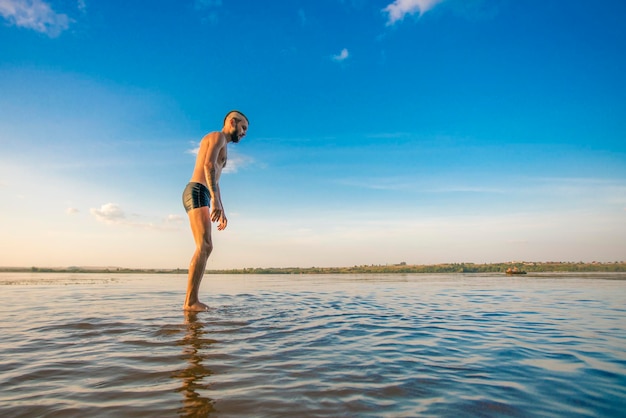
[1,273,625,417]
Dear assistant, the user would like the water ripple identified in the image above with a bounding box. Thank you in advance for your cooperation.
[0,273,625,417]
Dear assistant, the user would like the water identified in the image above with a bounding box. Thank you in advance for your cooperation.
[1,272,625,417]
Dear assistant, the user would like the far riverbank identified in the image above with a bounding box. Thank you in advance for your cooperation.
[1,261,625,275]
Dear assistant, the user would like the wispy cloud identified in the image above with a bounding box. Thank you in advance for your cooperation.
[194,0,222,8]
[337,177,506,193]
[223,151,255,174]
[298,8,306,26]
[527,177,626,207]
[166,214,184,223]
[332,48,349,62]
[337,177,413,191]
[66,207,79,215]
[186,141,201,156]
[0,0,71,36]
[90,203,182,231]
[383,0,444,25]
[194,0,221,24]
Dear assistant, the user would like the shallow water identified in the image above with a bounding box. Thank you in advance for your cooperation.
[1,272,625,417]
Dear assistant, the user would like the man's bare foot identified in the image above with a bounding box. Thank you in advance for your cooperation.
[183,301,209,312]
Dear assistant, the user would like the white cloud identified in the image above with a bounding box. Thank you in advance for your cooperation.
[90,203,125,224]
[186,142,201,156]
[0,0,71,36]
[332,48,349,62]
[223,150,255,174]
[383,0,444,25]
[66,207,79,215]
[89,203,184,231]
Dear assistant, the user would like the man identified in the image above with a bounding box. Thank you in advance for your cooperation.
[181,110,248,311]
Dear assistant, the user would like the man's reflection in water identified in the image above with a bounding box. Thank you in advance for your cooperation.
[173,311,217,417]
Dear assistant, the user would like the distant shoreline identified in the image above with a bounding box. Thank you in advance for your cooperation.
[2,262,625,274]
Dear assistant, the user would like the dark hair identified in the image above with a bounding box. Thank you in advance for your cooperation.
[224,110,249,125]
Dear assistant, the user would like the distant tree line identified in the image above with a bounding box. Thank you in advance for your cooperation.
[207,262,626,275]
[2,262,624,274]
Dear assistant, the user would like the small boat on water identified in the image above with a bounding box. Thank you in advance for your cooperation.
[506,267,527,275]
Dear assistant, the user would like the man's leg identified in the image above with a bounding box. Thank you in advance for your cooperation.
[184,207,213,311]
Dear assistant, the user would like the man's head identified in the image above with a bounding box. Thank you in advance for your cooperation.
[223,110,249,143]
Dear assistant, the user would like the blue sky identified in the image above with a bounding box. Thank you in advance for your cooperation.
[1,0,625,269]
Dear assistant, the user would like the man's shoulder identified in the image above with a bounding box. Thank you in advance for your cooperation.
[202,131,227,145]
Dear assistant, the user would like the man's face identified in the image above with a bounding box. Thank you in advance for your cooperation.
[230,119,248,143]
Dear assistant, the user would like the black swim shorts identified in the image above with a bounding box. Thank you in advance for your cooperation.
[182,182,210,212]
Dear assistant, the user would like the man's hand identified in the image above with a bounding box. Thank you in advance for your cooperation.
[210,204,228,231]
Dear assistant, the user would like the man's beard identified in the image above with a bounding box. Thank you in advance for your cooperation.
[230,131,240,143]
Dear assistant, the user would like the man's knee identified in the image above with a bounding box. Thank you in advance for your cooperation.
[199,239,213,257]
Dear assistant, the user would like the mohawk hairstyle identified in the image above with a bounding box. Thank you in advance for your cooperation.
[223,110,249,125]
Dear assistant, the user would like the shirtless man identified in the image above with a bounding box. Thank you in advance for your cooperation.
[181,110,249,311]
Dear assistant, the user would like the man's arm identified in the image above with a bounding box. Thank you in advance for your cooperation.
[202,132,228,230]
